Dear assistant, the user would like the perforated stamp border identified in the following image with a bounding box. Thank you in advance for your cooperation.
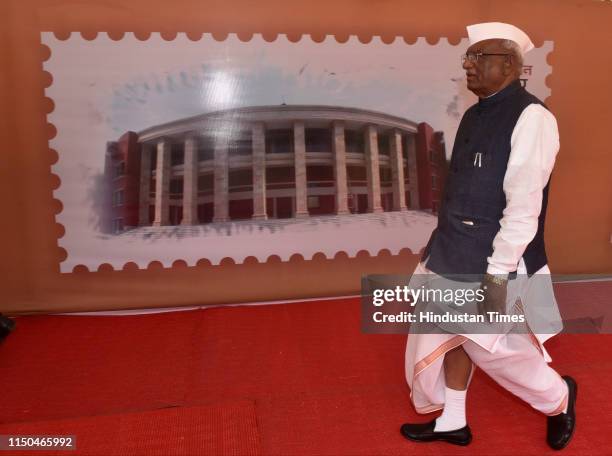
[41,32,553,273]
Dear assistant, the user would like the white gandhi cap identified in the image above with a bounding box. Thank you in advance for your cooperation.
[466,22,534,55]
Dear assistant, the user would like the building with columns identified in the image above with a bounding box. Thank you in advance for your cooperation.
[103,105,446,234]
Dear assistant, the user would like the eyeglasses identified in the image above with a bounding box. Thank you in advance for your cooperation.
[461,52,512,64]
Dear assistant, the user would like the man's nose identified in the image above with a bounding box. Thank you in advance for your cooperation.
[462,59,474,70]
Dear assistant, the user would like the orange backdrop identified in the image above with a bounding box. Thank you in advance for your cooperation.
[1,0,611,314]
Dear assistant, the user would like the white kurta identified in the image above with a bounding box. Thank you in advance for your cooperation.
[405,102,568,416]
[486,103,561,276]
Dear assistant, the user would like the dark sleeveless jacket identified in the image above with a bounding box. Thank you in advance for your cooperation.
[422,79,551,277]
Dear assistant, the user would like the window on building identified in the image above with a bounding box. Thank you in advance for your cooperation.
[305,128,331,153]
[345,129,364,154]
[198,174,213,195]
[169,178,183,199]
[307,165,334,188]
[114,161,125,178]
[171,143,184,166]
[113,189,124,207]
[266,129,293,154]
[380,167,392,186]
[432,174,438,190]
[150,149,157,170]
[378,134,390,156]
[198,137,215,161]
[347,165,367,187]
[429,149,436,163]
[112,218,124,234]
[266,166,295,189]
[403,133,417,161]
[229,133,252,156]
[229,169,253,193]
[307,196,320,208]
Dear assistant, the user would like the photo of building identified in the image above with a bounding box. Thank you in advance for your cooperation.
[41,32,552,271]
[103,105,447,234]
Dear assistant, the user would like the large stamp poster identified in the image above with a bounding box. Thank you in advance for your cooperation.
[42,33,552,272]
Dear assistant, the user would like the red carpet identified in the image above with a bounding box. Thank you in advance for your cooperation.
[0,282,610,455]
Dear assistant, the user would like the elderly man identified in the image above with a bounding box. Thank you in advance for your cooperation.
[400,23,576,450]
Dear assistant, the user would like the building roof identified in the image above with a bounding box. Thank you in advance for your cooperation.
[137,105,419,142]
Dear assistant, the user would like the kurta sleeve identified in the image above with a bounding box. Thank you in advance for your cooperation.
[486,103,560,276]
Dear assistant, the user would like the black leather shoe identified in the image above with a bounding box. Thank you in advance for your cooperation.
[400,419,472,446]
[547,375,577,450]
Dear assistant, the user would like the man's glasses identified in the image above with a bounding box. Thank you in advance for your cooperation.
[461,52,512,64]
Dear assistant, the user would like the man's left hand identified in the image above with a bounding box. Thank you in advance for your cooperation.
[478,274,508,322]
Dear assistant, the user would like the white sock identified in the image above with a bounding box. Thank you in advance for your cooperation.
[434,387,467,432]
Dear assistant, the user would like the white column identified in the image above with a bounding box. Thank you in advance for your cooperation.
[294,121,308,218]
[364,125,383,213]
[213,139,229,223]
[138,143,152,226]
[181,136,198,225]
[390,129,407,211]
[405,133,419,209]
[333,121,350,215]
[152,138,171,226]
[252,122,267,220]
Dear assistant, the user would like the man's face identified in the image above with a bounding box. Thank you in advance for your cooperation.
[463,38,515,97]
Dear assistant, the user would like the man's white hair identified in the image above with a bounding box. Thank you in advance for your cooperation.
[501,39,524,69]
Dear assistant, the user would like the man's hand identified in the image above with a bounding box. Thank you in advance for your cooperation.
[478,274,508,322]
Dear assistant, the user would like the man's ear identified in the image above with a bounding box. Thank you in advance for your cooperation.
[503,56,514,76]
